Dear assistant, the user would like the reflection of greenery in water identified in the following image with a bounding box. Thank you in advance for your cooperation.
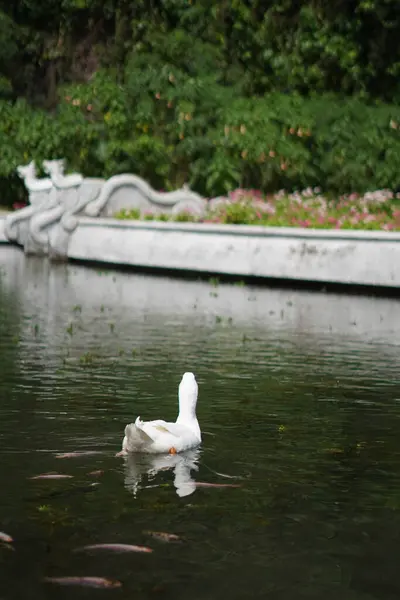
[1,252,400,598]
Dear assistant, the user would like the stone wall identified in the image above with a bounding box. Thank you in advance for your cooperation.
[1,159,400,289]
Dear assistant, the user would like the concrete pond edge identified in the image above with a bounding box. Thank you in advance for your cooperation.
[0,161,399,289]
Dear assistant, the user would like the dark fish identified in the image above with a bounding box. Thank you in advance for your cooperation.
[0,531,13,543]
[75,543,152,553]
[195,482,242,488]
[88,470,104,477]
[145,531,182,543]
[43,576,122,588]
[56,451,102,459]
[29,473,73,480]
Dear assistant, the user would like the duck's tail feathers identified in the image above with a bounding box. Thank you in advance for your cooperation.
[134,416,144,429]
[123,419,153,452]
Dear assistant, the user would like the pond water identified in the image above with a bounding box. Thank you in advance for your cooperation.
[1,246,400,600]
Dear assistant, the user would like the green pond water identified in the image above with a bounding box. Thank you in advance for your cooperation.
[1,246,400,600]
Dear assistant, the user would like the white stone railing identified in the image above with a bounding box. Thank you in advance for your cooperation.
[66,218,400,288]
[3,159,206,259]
[1,159,400,289]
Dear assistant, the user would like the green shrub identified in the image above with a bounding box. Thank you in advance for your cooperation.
[3,0,400,205]
[2,73,400,206]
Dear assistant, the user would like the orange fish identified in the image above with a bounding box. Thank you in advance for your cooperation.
[75,543,152,553]
[195,482,241,488]
[29,473,73,480]
[56,451,102,459]
[43,576,121,588]
[145,531,182,543]
[0,531,13,543]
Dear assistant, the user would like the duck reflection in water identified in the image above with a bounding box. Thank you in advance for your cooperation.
[123,448,201,498]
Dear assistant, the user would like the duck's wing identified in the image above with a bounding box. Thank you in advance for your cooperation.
[141,417,199,439]
[142,420,188,439]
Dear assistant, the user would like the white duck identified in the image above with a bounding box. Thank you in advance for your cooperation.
[118,372,201,455]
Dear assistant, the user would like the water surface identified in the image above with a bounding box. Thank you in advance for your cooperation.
[1,247,400,599]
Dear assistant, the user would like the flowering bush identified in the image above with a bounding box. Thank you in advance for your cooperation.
[115,188,400,231]
[3,2,400,207]
[3,64,400,207]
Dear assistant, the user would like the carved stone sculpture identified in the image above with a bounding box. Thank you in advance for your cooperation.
[48,175,105,259]
[4,161,54,251]
[27,159,70,255]
[5,160,208,259]
[84,174,206,218]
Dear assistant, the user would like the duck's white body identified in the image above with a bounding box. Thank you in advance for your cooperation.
[119,372,201,455]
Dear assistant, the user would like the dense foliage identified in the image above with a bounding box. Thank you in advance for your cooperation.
[2,0,400,206]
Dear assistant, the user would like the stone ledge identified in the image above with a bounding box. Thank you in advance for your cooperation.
[1,213,400,287]
[1,159,400,289]
[76,217,400,242]
[66,217,400,288]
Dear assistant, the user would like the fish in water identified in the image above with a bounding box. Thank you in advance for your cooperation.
[203,464,244,479]
[55,451,102,459]
[144,531,182,543]
[0,531,13,543]
[75,543,152,554]
[88,470,104,477]
[29,473,73,480]
[195,482,242,488]
[43,576,122,588]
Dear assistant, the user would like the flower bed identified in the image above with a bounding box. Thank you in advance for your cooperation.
[115,188,400,231]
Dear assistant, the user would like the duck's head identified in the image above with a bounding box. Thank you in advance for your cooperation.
[178,372,198,417]
[181,372,196,384]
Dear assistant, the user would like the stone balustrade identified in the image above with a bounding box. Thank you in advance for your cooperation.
[1,159,400,289]
[3,159,206,259]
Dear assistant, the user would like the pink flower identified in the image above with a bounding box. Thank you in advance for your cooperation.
[301,187,314,198]
[12,202,27,210]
